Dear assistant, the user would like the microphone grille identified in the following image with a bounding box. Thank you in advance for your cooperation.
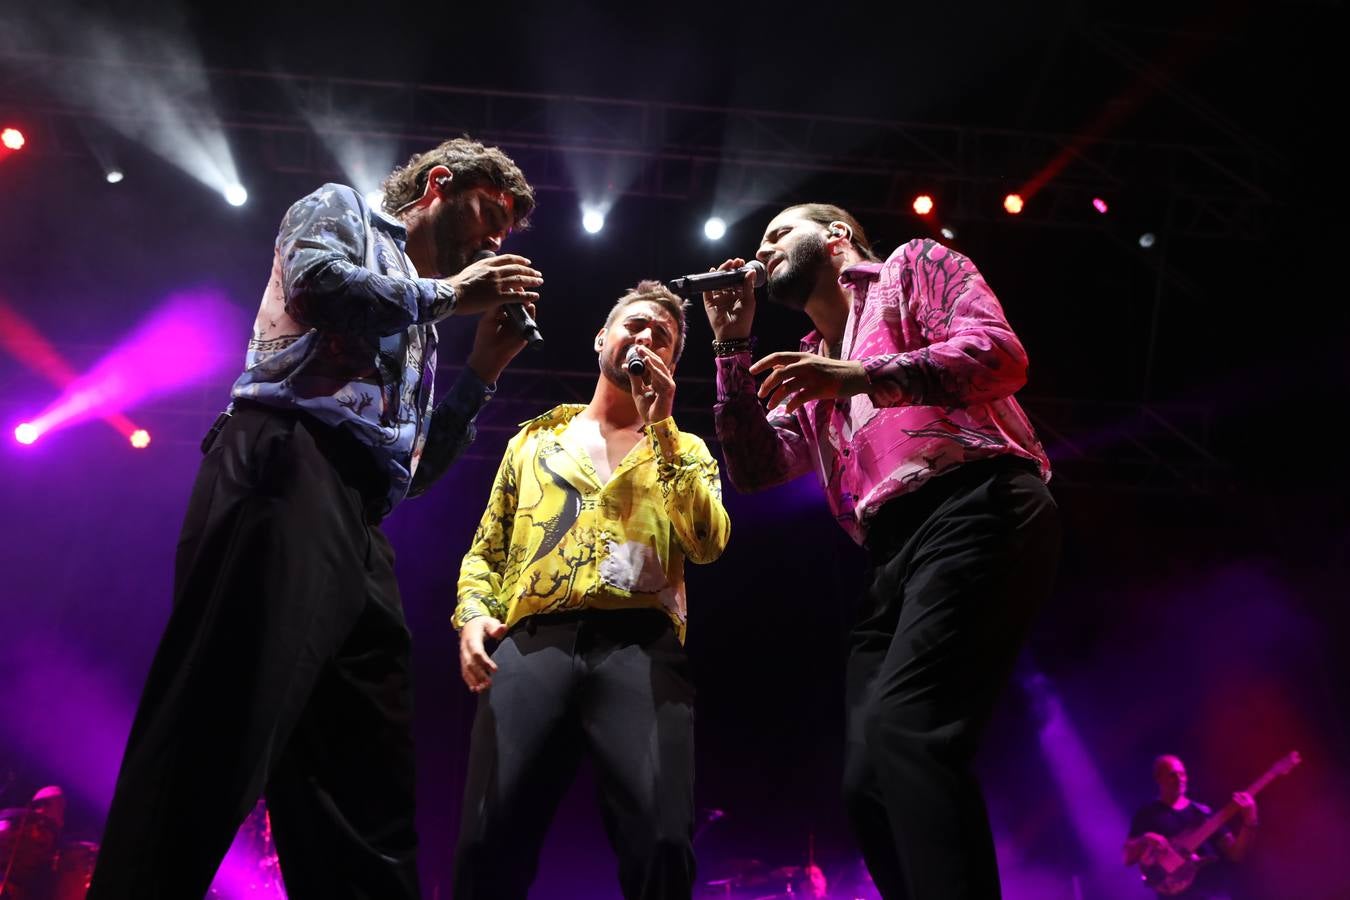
[746,259,767,287]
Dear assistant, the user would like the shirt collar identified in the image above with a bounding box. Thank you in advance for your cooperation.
[369,203,408,242]
[519,403,586,430]
[838,261,883,287]
[798,263,883,351]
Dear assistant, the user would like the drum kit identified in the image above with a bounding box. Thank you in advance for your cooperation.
[700,858,823,898]
[0,807,95,900]
[1,798,283,900]
[698,854,879,900]
[8,791,875,900]
[209,798,286,898]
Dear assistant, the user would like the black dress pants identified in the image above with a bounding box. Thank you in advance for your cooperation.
[87,403,419,900]
[453,609,696,900]
[842,457,1061,900]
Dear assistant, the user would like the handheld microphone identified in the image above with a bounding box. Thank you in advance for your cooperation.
[665,259,766,298]
[624,346,646,377]
[471,250,542,347]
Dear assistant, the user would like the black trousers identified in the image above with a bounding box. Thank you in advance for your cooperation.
[87,404,419,900]
[842,457,1061,900]
[453,609,696,900]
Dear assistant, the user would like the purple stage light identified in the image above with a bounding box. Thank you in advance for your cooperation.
[24,289,241,441]
[0,635,288,899]
[2,299,147,442]
[1022,670,1135,898]
[212,812,288,900]
[0,635,134,811]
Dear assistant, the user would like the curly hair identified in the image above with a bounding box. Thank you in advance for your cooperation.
[380,137,536,228]
[781,202,880,261]
[603,280,690,362]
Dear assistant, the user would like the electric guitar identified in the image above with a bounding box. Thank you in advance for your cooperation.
[1138,750,1301,895]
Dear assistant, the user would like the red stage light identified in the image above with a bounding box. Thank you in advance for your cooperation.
[912,194,935,216]
[130,429,151,449]
[1003,193,1025,215]
[2,128,25,151]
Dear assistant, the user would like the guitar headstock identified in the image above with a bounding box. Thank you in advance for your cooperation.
[1273,751,1302,776]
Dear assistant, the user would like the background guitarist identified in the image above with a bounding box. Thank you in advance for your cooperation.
[1123,755,1258,897]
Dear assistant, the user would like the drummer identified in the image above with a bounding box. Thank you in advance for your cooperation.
[2,787,62,895]
[29,786,66,835]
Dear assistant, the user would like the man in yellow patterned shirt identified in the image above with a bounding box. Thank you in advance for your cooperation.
[451,281,730,899]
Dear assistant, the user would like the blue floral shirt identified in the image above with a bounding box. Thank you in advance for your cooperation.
[231,183,491,516]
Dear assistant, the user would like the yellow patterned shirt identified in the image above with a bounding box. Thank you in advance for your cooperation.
[453,404,730,642]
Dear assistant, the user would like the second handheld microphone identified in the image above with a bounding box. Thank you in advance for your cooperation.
[471,250,543,347]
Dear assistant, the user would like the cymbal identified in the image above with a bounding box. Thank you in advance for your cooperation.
[0,806,57,823]
[704,857,766,886]
[0,806,60,839]
[768,865,806,878]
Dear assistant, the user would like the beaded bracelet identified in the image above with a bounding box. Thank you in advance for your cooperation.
[711,336,756,357]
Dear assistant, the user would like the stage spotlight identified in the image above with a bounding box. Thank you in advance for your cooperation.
[15,423,39,445]
[1021,670,1130,879]
[1092,197,1109,214]
[940,227,957,240]
[129,429,151,449]
[2,128,25,150]
[224,184,248,207]
[912,195,934,216]
[582,208,605,235]
[106,169,124,184]
[1139,232,1156,248]
[1003,193,1024,215]
[704,217,727,241]
[8,290,237,444]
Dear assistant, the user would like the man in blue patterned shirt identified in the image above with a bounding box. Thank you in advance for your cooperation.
[89,138,541,900]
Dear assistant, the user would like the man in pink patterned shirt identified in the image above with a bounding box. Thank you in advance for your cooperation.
[705,203,1060,899]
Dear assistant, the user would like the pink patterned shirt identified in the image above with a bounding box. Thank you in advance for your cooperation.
[714,238,1050,545]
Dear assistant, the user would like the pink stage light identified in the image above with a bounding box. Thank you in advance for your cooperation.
[20,289,239,443]
[1,298,80,385]
[15,422,39,445]
[129,429,151,449]
[1092,197,1109,214]
[2,298,146,442]
[2,127,24,150]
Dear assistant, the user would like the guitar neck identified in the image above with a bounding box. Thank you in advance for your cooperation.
[1186,766,1280,847]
